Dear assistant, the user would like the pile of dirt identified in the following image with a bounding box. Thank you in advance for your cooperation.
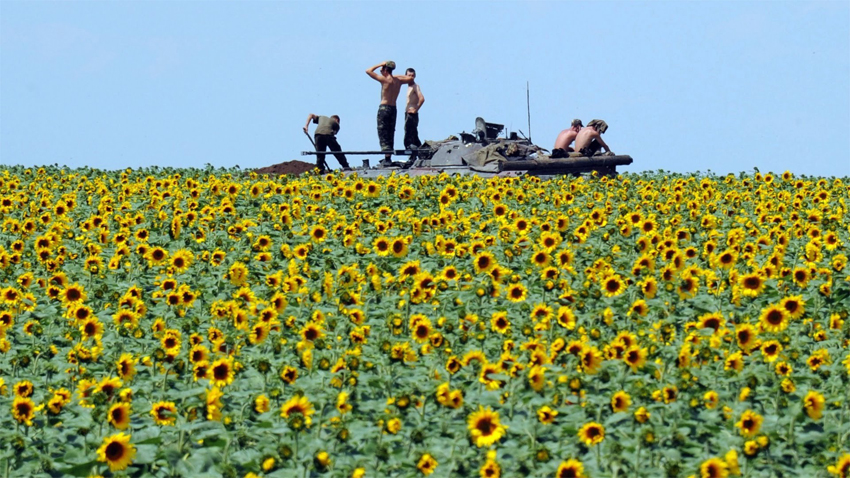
[254,160,318,177]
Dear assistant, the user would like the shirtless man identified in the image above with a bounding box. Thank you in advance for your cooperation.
[553,119,583,157]
[574,119,613,157]
[366,61,413,166]
[403,68,425,150]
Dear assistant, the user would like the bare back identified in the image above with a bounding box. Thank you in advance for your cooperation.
[574,127,600,151]
[554,129,579,150]
[379,76,403,105]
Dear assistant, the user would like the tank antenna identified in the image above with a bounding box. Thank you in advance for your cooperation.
[526,81,532,143]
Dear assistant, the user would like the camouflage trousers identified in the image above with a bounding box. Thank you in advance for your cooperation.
[404,112,421,149]
[377,105,397,152]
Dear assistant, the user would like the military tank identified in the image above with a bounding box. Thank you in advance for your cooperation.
[302,117,633,178]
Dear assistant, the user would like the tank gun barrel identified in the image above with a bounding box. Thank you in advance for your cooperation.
[301,150,417,156]
[498,155,633,172]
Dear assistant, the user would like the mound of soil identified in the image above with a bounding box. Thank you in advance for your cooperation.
[254,160,318,176]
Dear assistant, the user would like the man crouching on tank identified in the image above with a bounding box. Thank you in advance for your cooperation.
[552,119,583,158]
[575,119,614,157]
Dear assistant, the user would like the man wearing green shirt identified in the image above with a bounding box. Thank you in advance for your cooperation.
[303,114,350,172]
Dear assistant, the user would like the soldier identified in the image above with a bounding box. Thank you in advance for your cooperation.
[575,119,614,157]
[303,114,350,172]
[404,68,425,150]
[552,119,583,157]
[366,61,414,166]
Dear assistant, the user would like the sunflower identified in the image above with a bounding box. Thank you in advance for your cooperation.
[13,380,34,398]
[309,225,327,243]
[640,277,658,299]
[112,309,139,329]
[146,246,169,266]
[828,454,850,477]
[417,453,438,476]
[629,299,649,317]
[150,401,177,426]
[580,346,604,374]
[611,391,631,413]
[467,406,507,447]
[224,260,249,286]
[577,422,605,446]
[715,249,737,269]
[736,410,763,437]
[555,459,586,478]
[738,272,765,297]
[301,322,324,342]
[96,377,123,398]
[390,237,409,258]
[677,274,699,299]
[704,390,719,409]
[537,405,558,424]
[697,312,724,333]
[96,433,136,471]
[527,366,545,392]
[116,353,137,381]
[210,357,236,387]
[735,324,759,352]
[280,395,315,426]
[699,457,729,478]
[61,283,87,306]
[170,249,194,273]
[803,390,825,420]
[662,386,678,403]
[108,402,132,430]
[808,349,830,371]
[189,344,210,364]
[373,236,391,256]
[759,304,789,332]
[780,295,805,319]
[12,396,39,426]
[530,250,551,268]
[490,312,510,334]
[600,274,626,298]
[760,340,782,362]
[499,282,526,303]
[473,251,497,274]
[411,318,432,343]
[530,304,553,322]
[555,306,577,329]
[623,346,647,371]
[280,366,299,384]
[725,351,745,372]
[773,361,793,377]
[792,267,810,287]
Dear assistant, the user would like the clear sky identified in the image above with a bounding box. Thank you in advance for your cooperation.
[1,1,848,177]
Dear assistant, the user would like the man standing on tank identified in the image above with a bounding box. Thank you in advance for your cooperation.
[403,68,425,151]
[366,61,413,166]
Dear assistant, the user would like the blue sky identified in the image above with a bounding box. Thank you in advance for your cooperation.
[1,1,848,177]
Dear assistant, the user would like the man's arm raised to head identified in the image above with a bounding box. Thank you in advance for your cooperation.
[366,63,387,82]
[394,74,414,85]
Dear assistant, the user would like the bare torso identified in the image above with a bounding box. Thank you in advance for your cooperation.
[554,129,578,151]
[406,84,422,113]
[574,127,599,151]
[380,77,404,106]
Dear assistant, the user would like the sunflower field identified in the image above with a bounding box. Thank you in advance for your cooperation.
[0,165,848,478]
